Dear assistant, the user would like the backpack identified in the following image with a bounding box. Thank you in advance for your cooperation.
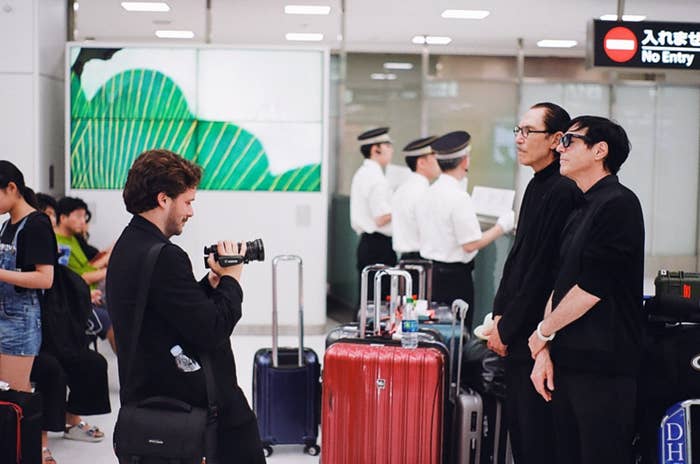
[40,265,92,360]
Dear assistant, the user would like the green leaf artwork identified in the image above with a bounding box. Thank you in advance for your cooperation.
[70,66,321,191]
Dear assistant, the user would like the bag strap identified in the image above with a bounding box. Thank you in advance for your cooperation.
[122,242,166,388]
[122,242,219,418]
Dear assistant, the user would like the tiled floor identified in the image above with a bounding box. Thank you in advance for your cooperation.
[45,330,331,464]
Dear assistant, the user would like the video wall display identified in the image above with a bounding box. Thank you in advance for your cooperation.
[69,46,324,191]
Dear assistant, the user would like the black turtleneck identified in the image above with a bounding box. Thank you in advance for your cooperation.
[493,159,582,358]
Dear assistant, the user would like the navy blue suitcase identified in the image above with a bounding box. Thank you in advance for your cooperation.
[252,255,320,458]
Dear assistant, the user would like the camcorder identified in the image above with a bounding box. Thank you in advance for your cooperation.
[203,238,265,268]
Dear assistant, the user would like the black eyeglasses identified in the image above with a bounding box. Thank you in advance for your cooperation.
[513,126,550,138]
[560,133,592,148]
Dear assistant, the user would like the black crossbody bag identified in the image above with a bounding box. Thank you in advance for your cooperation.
[113,243,219,464]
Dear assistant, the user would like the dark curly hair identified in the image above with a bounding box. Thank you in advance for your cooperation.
[122,149,202,214]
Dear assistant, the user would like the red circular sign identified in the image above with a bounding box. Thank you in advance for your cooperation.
[603,26,638,63]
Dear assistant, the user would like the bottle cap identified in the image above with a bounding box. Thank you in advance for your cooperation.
[170,345,183,356]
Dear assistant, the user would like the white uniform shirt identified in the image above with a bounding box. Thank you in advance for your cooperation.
[391,172,429,253]
[417,174,482,263]
[350,159,393,236]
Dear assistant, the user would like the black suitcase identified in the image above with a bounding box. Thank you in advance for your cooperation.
[636,323,700,464]
[655,269,700,302]
[0,388,42,464]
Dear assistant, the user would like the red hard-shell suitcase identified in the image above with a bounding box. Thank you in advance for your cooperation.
[321,340,447,464]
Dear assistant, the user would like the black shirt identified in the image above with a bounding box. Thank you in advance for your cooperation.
[1,211,57,290]
[106,215,254,426]
[550,175,645,376]
[493,160,581,358]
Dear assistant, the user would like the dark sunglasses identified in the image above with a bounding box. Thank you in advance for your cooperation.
[560,133,592,148]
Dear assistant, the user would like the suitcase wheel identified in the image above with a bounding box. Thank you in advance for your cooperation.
[263,445,273,457]
[304,444,320,456]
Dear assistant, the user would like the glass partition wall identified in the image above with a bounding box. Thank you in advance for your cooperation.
[329,51,700,312]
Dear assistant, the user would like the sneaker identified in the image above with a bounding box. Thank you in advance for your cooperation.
[63,421,105,442]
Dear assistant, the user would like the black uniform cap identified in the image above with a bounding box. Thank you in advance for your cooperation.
[358,127,391,145]
[402,135,438,157]
[432,131,472,159]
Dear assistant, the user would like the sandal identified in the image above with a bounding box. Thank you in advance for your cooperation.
[42,447,56,463]
[63,421,105,442]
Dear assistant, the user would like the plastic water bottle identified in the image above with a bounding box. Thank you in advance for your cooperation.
[401,298,418,349]
[170,345,201,372]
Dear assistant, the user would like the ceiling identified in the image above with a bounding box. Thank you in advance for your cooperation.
[74,0,700,57]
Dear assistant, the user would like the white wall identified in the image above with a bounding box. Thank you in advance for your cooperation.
[37,0,66,195]
[0,0,64,193]
[75,189,328,331]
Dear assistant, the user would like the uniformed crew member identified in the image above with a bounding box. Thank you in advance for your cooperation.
[487,102,581,464]
[528,116,644,464]
[391,136,441,260]
[417,130,514,328]
[350,127,397,300]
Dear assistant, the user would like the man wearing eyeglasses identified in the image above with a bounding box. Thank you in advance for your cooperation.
[486,102,580,464]
[528,116,644,464]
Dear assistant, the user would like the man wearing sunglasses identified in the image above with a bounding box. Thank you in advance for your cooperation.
[486,102,580,464]
[528,116,644,464]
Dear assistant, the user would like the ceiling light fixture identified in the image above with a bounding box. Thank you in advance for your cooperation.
[122,2,170,12]
[600,14,646,22]
[537,39,577,48]
[155,29,194,39]
[383,62,414,70]
[441,9,490,19]
[371,73,397,80]
[284,5,331,15]
[412,35,452,45]
[285,32,324,41]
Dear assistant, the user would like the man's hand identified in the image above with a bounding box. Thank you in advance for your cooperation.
[530,348,555,402]
[207,271,220,289]
[90,289,103,305]
[207,240,246,283]
[528,326,548,359]
[486,315,508,357]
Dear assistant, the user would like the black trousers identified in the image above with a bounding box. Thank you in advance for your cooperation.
[431,260,474,328]
[504,357,556,464]
[399,251,421,260]
[551,367,637,464]
[217,417,266,463]
[30,350,111,431]
[356,232,397,302]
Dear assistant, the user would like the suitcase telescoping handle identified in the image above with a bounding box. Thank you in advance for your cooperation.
[398,259,433,302]
[450,299,469,401]
[359,264,390,339]
[369,269,412,337]
[271,255,304,368]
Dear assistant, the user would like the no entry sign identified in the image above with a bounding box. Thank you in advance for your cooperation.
[603,26,638,62]
[590,20,700,70]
